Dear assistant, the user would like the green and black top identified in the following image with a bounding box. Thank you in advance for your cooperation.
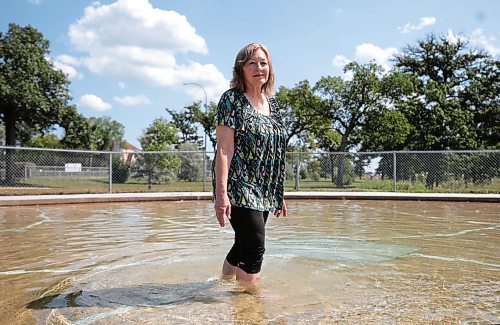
[212,88,287,211]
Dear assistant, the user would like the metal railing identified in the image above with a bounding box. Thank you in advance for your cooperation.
[1,146,499,195]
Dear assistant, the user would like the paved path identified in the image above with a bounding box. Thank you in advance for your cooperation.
[0,192,499,206]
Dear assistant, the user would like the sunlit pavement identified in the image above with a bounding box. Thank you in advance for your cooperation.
[0,191,499,206]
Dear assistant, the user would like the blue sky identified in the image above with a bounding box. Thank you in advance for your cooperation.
[2,0,499,149]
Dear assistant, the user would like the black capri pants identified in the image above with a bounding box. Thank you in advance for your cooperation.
[226,206,269,274]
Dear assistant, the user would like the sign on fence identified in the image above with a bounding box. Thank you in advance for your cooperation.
[65,163,82,172]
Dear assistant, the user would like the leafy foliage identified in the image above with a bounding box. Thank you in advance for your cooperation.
[1,23,83,183]
[275,81,327,149]
[0,24,75,145]
[87,116,125,151]
[166,105,202,147]
[112,156,130,184]
[392,33,498,150]
[177,142,203,181]
[138,118,180,187]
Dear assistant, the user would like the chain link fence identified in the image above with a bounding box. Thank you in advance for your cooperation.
[1,146,499,195]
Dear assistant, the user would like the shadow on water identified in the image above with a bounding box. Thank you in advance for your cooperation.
[26,281,228,310]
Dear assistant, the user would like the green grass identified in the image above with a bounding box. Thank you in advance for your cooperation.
[1,177,207,195]
[1,176,499,196]
[285,177,500,194]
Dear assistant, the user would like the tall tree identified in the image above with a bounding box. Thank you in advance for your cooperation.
[59,109,92,149]
[25,134,61,148]
[0,23,76,184]
[275,81,327,148]
[138,118,180,188]
[393,33,498,150]
[177,142,203,181]
[315,62,387,153]
[370,33,499,187]
[462,58,500,149]
[87,116,125,151]
[166,105,202,147]
[167,100,217,150]
[191,101,217,150]
[314,62,387,186]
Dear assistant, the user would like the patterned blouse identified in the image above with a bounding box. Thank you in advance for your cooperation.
[213,88,287,211]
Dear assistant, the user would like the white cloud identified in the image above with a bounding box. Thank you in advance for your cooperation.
[445,29,465,44]
[56,54,81,66]
[400,16,437,34]
[332,55,350,67]
[53,61,84,80]
[78,94,112,111]
[66,0,228,101]
[354,43,398,71]
[332,44,397,78]
[113,95,150,106]
[51,55,83,80]
[27,0,41,4]
[469,28,500,56]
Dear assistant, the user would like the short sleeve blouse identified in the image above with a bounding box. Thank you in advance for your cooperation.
[213,88,287,211]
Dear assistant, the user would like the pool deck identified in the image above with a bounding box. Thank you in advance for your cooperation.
[0,191,499,206]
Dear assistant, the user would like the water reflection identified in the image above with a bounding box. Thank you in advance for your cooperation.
[269,236,419,264]
[0,200,498,324]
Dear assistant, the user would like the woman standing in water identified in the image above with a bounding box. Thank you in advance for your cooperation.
[213,43,288,288]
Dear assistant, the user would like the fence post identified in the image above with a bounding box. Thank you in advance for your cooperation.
[202,151,206,192]
[109,152,113,194]
[295,162,300,191]
[393,152,397,192]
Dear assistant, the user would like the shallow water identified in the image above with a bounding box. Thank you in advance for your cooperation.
[0,199,498,324]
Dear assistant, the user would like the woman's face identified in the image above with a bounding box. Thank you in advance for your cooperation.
[242,48,269,91]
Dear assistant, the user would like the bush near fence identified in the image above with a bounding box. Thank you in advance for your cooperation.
[0,146,499,195]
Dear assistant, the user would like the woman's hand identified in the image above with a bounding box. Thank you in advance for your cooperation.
[274,199,288,218]
[215,194,231,227]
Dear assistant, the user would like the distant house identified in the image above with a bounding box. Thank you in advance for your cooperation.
[120,142,141,165]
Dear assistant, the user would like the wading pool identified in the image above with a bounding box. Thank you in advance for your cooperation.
[0,199,498,324]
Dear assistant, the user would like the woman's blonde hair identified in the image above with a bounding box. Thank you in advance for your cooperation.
[230,43,274,96]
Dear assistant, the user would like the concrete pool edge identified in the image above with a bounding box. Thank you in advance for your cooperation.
[0,191,499,206]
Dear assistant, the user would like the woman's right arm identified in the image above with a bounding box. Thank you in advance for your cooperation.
[214,124,235,227]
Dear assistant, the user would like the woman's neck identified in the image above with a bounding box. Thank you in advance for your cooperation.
[244,88,269,115]
[244,85,262,98]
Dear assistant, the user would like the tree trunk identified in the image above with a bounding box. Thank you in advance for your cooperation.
[335,136,349,188]
[148,169,152,190]
[4,107,18,185]
[335,153,345,188]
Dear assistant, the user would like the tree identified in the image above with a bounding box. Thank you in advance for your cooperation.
[177,142,203,181]
[166,100,217,150]
[275,81,327,148]
[112,155,130,184]
[463,59,500,149]
[314,62,387,186]
[87,116,125,151]
[0,23,76,184]
[393,33,497,150]
[391,33,499,187]
[315,62,387,152]
[166,105,202,147]
[191,101,217,150]
[25,134,61,148]
[59,109,92,149]
[138,118,180,188]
